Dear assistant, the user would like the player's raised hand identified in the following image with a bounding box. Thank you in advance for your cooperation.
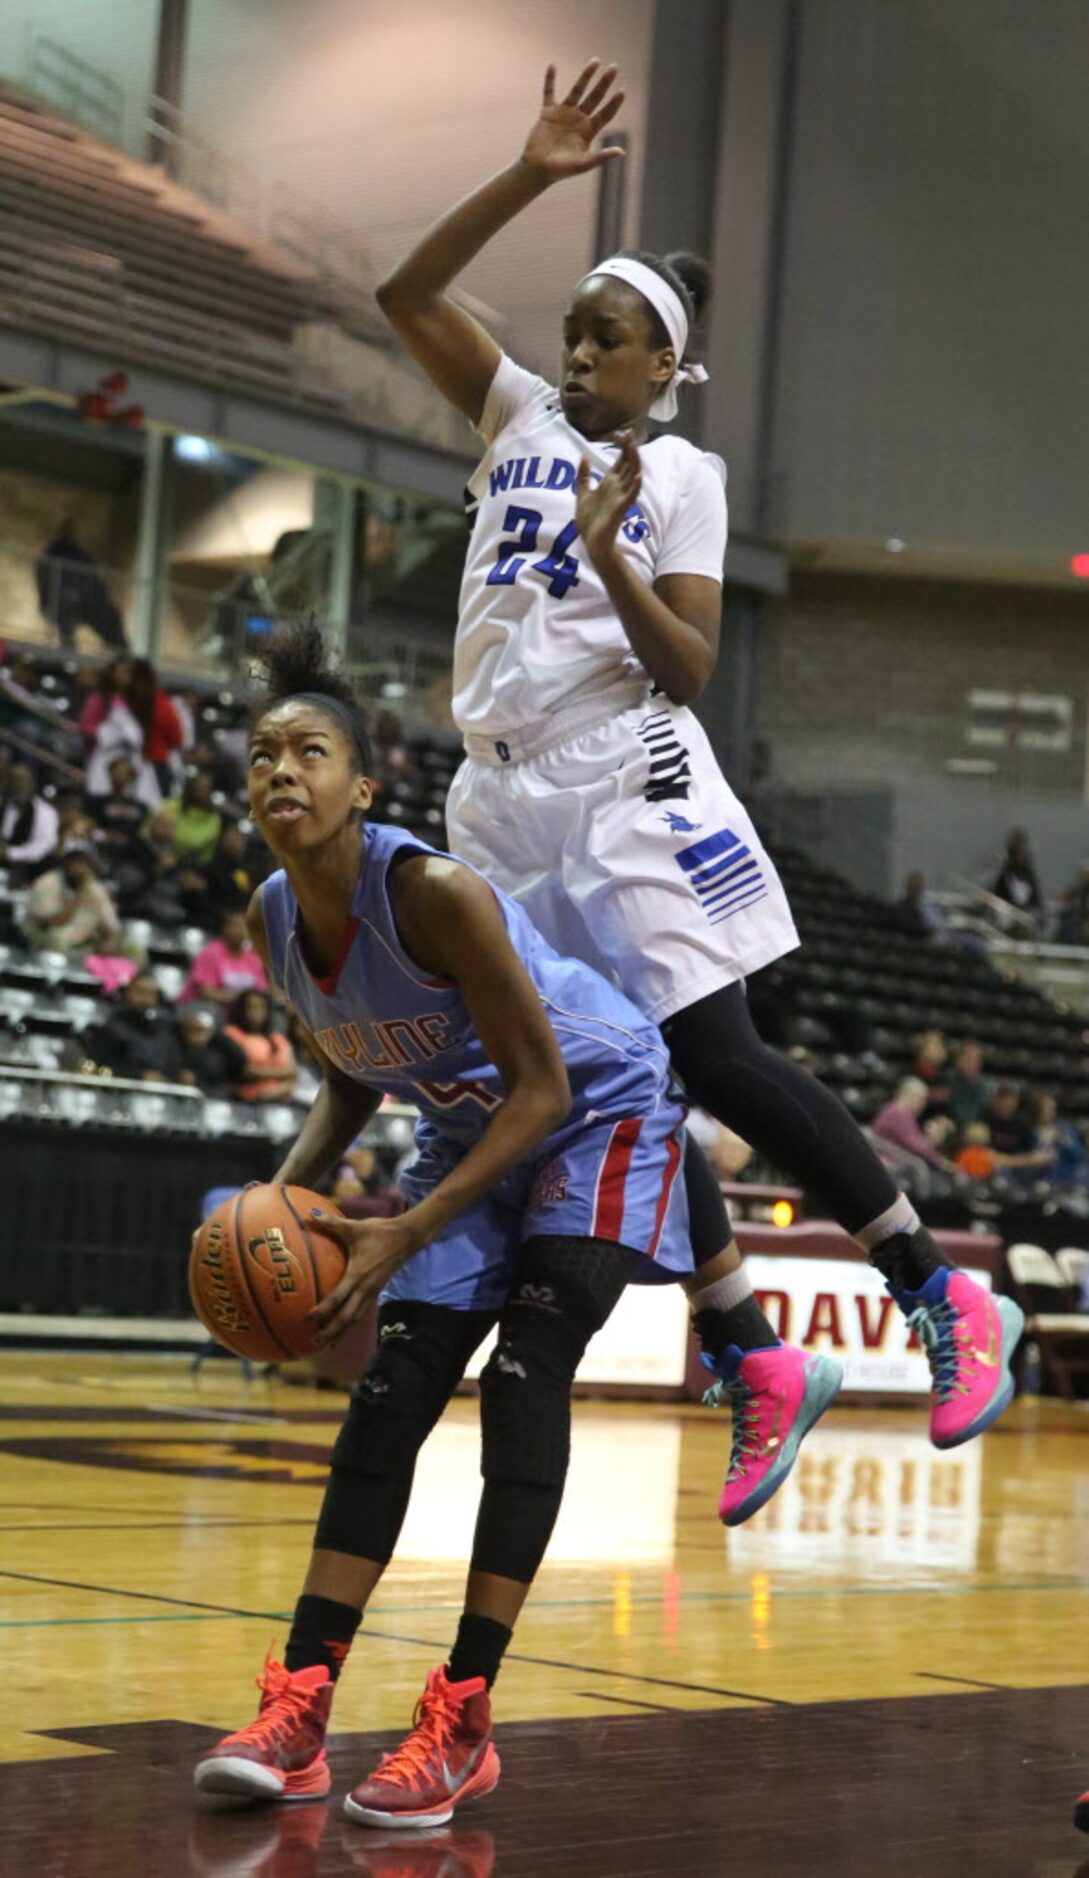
[521,61,625,181]
[575,432,642,567]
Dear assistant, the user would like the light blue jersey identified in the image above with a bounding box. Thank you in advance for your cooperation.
[261,822,690,1308]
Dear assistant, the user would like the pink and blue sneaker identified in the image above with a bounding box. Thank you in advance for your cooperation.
[893,1266,1023,1449]
[703,1343,844,1527]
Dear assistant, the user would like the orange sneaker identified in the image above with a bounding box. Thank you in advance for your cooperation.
[194,1657,333,1804]
[343,1668,500,1830]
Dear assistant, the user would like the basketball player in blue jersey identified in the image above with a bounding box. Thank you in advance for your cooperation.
[375,57,1023,1495]
[195,620,730,1829]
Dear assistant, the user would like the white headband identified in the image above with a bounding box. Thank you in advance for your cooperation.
[578,255,709,421]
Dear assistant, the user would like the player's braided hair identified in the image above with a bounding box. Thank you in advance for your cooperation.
[614,249,713,362]
[251,618,374,774]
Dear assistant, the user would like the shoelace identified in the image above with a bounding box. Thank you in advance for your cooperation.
[372,1684,458,1787]
[233,1661,317,1753]
[908,1299,972,1401]
[703,1375,763,1481]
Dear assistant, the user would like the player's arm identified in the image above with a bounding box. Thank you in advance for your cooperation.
[308,859,572,1343]
[575,435,721,704]
[244,888,381,1187]
[375,62,624,424]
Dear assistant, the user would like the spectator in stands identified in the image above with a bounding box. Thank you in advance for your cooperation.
[955,1122,997,1180]
[1029,1089,1089,1186]
[80,655,155,806]
[128,658,184,797]
[992,828,1042,920]
[83,970,182,1081]
[180,821,260,928]
[986,1083,1054,1179]
[0,761,59,883]
[35,518,127,651]
[287,1011,324,1104]
[24,839,121,959]
[913,1029,951,1112]
[895,871,947,940]
[947,1040,991,1131]
[871,1077,958,1171]
[157,770,223,867]
[222,989,296,1102]
[90,755,147,865]
[1055,861,1089,946]
[55,789,95,847]
[179,908,267,1006]
[333,1141,408,1220]
[172,1004,247,1096]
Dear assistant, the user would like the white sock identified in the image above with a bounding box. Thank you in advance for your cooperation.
[687,1267,754,1316]
[853,1195,920,1254]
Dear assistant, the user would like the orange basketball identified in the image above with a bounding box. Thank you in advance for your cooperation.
[189,1184,347,1361]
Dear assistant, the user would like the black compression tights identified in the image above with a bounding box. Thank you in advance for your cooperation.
[663,983,900,1262]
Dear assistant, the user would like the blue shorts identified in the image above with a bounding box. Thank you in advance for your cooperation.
[384,1101,691,1311]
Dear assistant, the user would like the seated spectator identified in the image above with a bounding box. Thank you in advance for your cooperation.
[35,517,127,650]
[55,789,96,849]
[992,828,1042,919]
[222,989,296,1102]
[173,1004,247,1096]
[895,871,947,940]
[179,909,268,1006]
[986,1082,1054,1177]
[90,756,147,862]
[333,1141,407,1220]
[84,970,186,1080]
[872,1077,957,1171]
[913,1029,951,1113]
[80,655,157,807]
[986,1082,1034,1157]
[24,840,121,959]
[157,770,223,867]
[1055,862,1089,946]
[128,657,185,798]
[955,1122,997,1180]
[287,1010,324,1104]
[199,822,258,917]
[947,1040,991,1131]
[1027,1089,1088,1186]
[0,762,59,883]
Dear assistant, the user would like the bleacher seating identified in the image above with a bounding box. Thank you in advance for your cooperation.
[0,83,356,414]
[754,848,1089,1121]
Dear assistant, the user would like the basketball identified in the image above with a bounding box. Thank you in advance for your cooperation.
[189,1185,346,1362]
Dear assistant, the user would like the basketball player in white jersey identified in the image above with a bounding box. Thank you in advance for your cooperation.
[375,60,1023,1502]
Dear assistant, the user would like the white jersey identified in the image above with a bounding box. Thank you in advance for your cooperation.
[452,354,728,738]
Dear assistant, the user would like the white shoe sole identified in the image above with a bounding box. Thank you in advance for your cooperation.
[194,1756,285,1802]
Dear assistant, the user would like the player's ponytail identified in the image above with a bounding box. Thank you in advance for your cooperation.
[663,252,713,331]
[613,248,711,363]
[251,618,374,774]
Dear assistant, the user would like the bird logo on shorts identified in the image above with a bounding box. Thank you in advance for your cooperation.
[662,810,701,835]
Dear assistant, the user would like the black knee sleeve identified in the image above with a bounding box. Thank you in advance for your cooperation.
[471,1237,630,1583]
[477,1237,629,1490]
[315,1301,492,1562]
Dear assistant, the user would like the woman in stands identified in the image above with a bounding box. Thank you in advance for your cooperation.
[222,986,297,1102]
[193,621,700,1825]
[375,56,1023,1459]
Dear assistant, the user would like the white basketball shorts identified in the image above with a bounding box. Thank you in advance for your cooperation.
[446,692,799,1026]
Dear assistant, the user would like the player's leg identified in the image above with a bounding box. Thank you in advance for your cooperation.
[681,1127,842,1522]
[193,1300,493,1804]
[521,703,1022,1451]
[664,982,1023,1449]
[343,1232,633,1831]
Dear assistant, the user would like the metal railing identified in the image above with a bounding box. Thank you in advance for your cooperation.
[27,35,125,145]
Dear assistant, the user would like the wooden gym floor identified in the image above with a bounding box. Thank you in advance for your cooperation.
[2,1351,1089,1877]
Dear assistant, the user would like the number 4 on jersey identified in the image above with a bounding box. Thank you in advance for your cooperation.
[486,506,580,600]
